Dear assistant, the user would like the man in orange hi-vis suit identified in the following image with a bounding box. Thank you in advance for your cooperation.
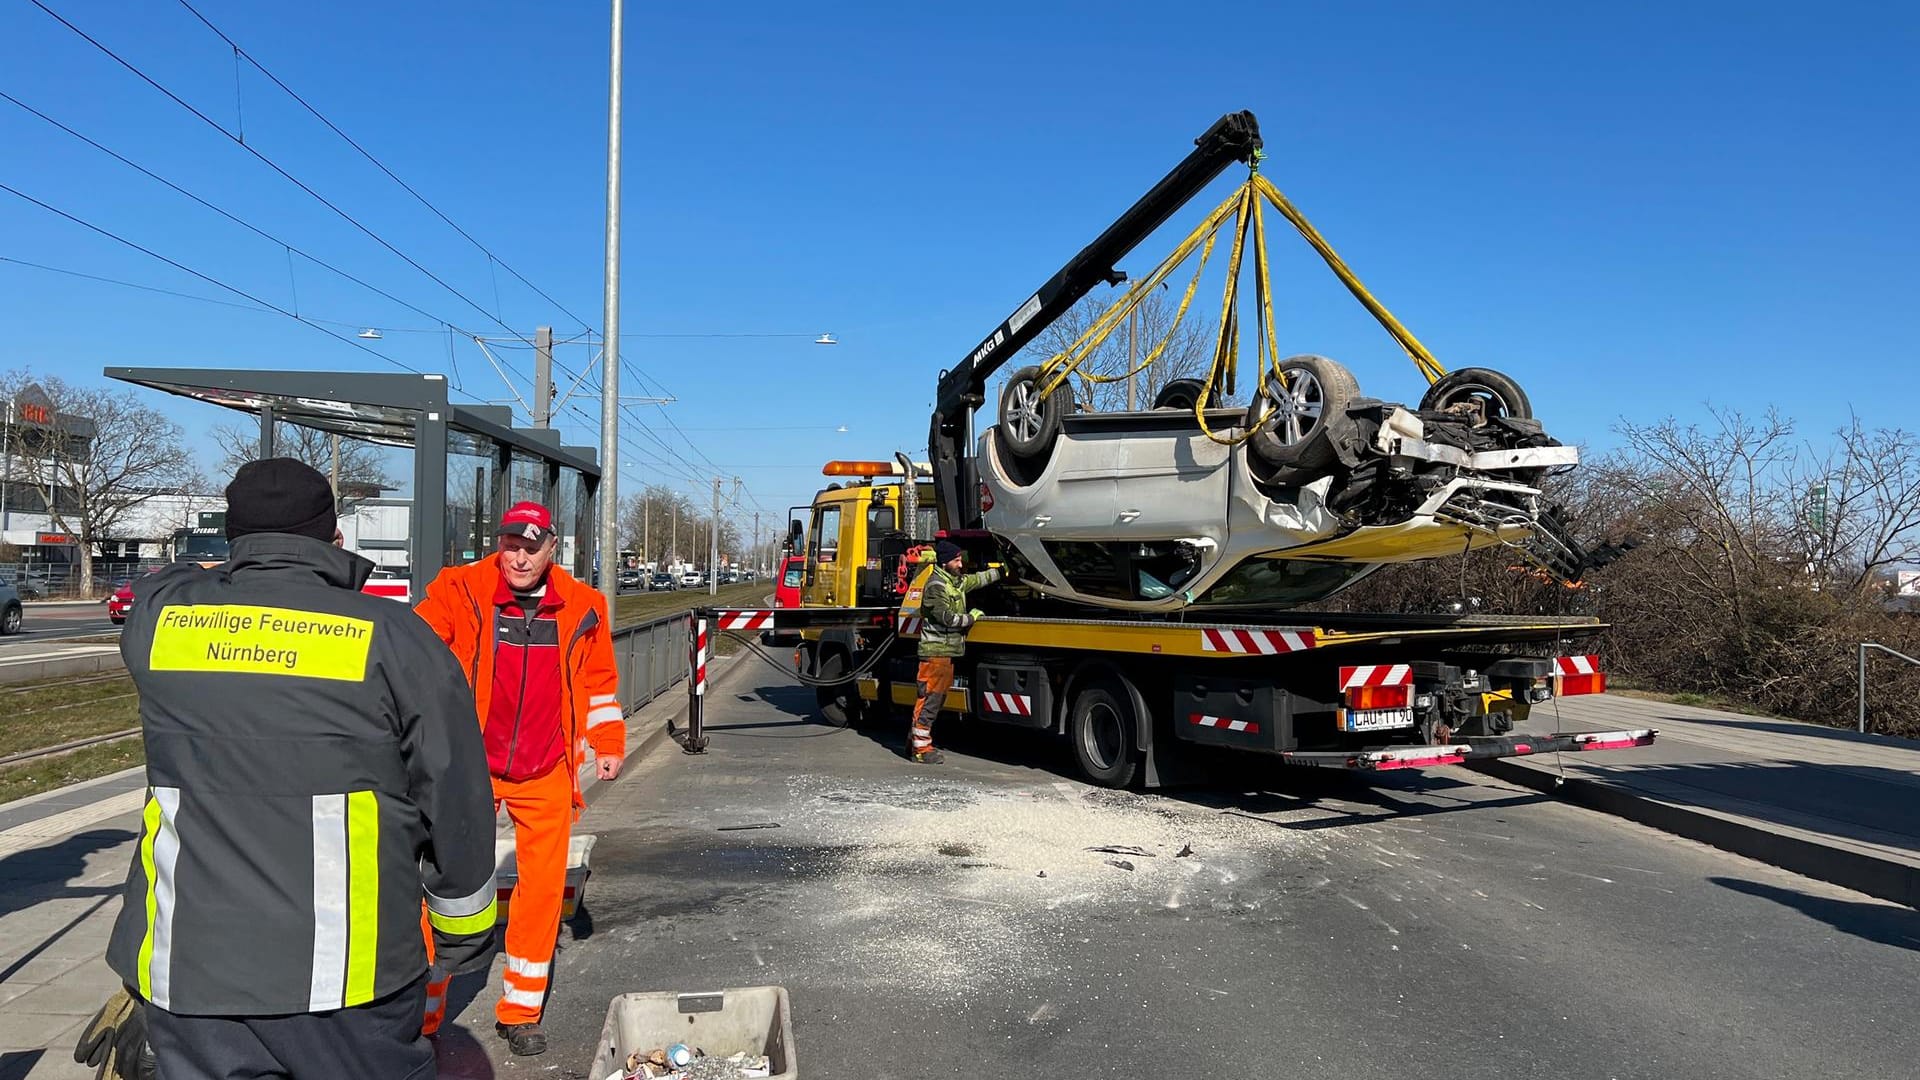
[414,502,625,1058]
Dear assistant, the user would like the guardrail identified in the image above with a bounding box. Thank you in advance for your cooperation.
[613,611,692,714]
[1858,641,1920,734]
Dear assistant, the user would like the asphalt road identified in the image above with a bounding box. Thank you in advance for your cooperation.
[3,604,119,645]
[506,662,1920,1080]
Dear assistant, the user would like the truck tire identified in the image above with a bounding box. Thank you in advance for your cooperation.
[997,366,1074,467]
[1246,355,1358,471]
[1152,378,1207,411]
[1068,677,1140,788]
[1419,367,1532,422]
[812,648,862,728]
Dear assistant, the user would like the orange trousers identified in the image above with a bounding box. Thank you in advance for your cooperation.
[421,760,574,1034]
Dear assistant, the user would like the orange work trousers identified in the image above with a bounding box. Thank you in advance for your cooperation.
[492,760,575,1025]
[419,759,573,1034]
[910,657,954,753]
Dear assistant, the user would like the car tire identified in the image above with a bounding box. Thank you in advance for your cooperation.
[812,648,862,728]
[1246,355,1359,471]
[1068,677,1139,788]
[1152,378,1208,411]
[997,365,1074,466]
[1419,367,1533,422]
[1,604,20,635]
[110,615,125,626]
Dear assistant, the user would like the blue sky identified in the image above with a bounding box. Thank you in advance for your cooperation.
[2,0,1915,531]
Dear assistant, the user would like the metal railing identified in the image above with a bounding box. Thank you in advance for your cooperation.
[612,610,692,714]
[2,560,164,600]
[1857,641,1920,734]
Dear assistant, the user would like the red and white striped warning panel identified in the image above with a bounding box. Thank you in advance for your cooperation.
[977,691,1033,716]
[1189,713,1261,734]
[362,580,409,601]
[1553,654,1601,675]
[896,614,923,636]
[1338,663,1412,689]
[1200,628,1316,655]
[717,609,774,631]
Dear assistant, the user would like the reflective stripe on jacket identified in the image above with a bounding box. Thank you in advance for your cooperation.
[106,534,499,1016]
[414,554,625,808]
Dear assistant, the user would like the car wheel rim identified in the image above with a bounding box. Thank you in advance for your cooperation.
[1006,380,1044,443]
[1085,701,1124,770]
[1264,369,1324,446]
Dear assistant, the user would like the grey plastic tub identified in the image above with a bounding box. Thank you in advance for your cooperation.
[587,986,797,1080]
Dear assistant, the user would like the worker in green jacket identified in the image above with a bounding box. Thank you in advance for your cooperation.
[910,539,1001,764]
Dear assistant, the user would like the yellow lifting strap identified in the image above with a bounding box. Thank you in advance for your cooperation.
[1031,163,1450,445]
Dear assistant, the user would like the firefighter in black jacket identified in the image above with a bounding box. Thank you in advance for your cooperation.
[103,459,499,1079]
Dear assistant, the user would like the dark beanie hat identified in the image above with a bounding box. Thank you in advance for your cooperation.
[225,458,337,542]
[935,539,964,564]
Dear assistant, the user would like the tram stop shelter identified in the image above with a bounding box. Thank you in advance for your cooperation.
[106,366,601,603]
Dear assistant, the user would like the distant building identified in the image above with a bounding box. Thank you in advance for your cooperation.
[1,382,97,564]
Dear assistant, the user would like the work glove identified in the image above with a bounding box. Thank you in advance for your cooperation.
[968,609,984,620]
[74,988,156,1080]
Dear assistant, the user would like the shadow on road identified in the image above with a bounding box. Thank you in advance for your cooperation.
[1712,877,1920,953]
[0,1050,46,1080]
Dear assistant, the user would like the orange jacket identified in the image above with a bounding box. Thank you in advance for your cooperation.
[415,554,624,808]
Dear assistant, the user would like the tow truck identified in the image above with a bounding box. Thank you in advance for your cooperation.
[684,111,1654,783]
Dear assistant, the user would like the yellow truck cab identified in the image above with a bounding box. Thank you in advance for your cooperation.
[796,461,937,611]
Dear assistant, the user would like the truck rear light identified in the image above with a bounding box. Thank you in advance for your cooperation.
[1345,684,1411,711]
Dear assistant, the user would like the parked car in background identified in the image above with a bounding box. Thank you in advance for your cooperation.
[12,571,50,600]
[0,580,21,635]
[648,572,676,592]
[107,579,135,624]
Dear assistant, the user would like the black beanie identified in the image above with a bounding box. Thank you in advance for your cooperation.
[935,539,964,564]
[225,458,337,542]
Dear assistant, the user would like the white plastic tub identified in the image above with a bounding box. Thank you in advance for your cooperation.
[587,986,797,1080]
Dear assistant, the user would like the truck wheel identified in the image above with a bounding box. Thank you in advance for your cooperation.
[813,649,861,728]
[1419,367,1532,422]
[998,366,1074,466]
[1246,355,1358,471]
[1068,678,1139,788]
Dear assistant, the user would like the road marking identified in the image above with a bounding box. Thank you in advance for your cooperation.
[0,789,146,856]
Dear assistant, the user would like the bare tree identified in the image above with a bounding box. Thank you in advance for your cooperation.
[210,421,395,511]
[1,372,196,596]
[1019,287,1224,412]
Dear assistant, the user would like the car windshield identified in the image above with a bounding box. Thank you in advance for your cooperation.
[1190,557,1379,608]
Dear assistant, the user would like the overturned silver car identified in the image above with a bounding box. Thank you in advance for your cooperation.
[978,355,1584,613]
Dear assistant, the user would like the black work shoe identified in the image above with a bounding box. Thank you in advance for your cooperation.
[911,748,945,764]
[495,1022,548,1057]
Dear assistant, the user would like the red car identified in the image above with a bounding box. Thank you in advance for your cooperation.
[107,580,134,624]
[764,555,806,646]
[774,555,805,610]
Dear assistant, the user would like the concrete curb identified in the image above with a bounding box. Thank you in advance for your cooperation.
[0,650,126,685]
[1470,757,1920,909]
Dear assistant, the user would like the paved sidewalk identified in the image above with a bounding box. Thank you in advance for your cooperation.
[1480,692,1920,907]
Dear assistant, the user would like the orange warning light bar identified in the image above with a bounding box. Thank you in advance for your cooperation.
[823,460,900,477]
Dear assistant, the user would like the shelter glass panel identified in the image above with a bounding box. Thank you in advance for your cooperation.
[446,428,498,567]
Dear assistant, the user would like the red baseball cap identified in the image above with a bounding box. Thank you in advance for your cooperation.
[498,501,554,543]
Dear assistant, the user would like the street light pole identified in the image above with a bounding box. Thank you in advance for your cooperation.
[596,0,624,615]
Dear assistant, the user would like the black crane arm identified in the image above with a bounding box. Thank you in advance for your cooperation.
[927,110,1263,532]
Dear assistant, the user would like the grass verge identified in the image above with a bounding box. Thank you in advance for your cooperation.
[0,739,144,805]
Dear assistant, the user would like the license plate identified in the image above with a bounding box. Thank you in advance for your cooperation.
[1341,708,1415,732]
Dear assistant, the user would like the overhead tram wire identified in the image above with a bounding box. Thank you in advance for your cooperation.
[0,88,496,383]
[0,254,272,314]
[173,0,600,337]
[28,0,544,348]
[0,181,424,375]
